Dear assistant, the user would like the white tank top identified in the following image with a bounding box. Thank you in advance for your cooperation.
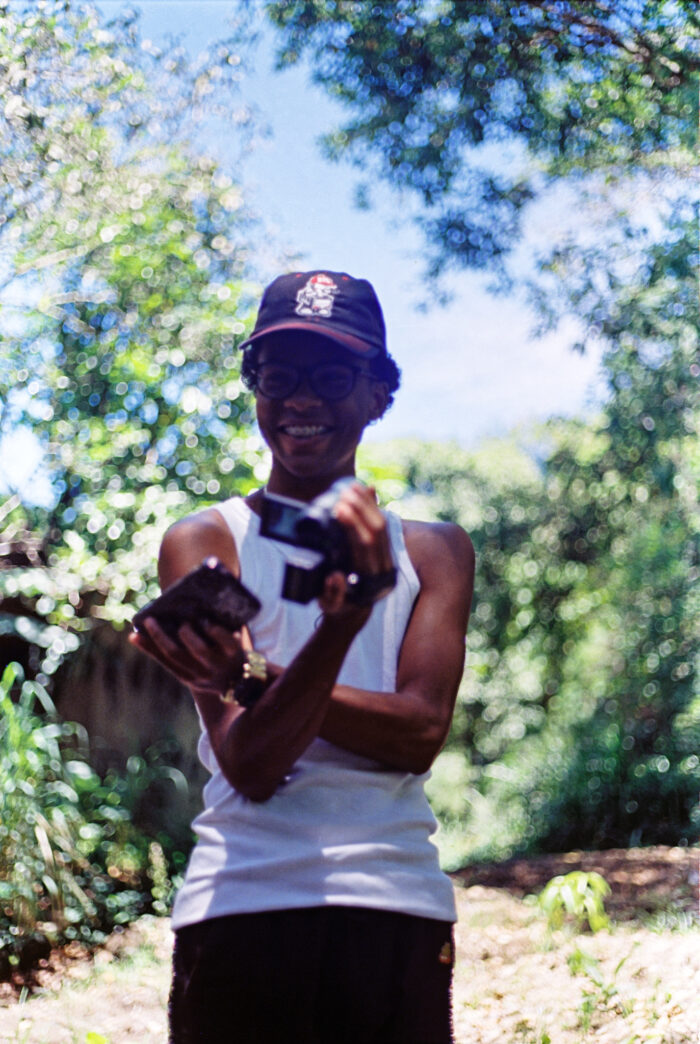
[170,497,456,928]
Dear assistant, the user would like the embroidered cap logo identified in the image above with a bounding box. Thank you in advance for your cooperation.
[295,273,338,319]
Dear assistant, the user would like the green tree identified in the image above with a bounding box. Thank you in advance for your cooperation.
[363,388,698,865]
[516,201,700,854]
[0,2,268,675]
[265,0,698,280]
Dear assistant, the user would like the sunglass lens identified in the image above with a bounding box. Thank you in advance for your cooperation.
[257,364,298,399]
[310,365,356,400]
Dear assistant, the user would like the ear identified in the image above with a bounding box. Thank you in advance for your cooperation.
[367,381,389,423]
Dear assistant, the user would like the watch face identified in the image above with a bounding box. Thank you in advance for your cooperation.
[245,652,267,681]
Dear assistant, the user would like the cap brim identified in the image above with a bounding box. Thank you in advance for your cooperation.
[238,320,380,358]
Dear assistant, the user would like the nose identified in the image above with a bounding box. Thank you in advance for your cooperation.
[284,371,323,408]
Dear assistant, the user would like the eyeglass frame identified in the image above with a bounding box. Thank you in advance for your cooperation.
[250,359,378,402]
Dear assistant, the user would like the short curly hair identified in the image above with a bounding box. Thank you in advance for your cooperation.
[240,336,401,416]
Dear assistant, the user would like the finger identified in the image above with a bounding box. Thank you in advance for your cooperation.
[318,571,348,614]
[129,629,174,667]
[141,619,222,684]
[337,483,387,537]
[177,623,217,664]
[129,622,202,685]
[203,623,245,653]
[344,480,376,503]
[131,617,181,659]
[176,625,237,681]
[335,498,392,573]
[178,623,251,690]
[142,616,191,659]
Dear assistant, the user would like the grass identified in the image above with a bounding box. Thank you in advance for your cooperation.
[0,917,170,1044]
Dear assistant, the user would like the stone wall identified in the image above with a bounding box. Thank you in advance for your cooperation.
[52,623,207,844]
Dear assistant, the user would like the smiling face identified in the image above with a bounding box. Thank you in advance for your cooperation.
[253,331,388,500]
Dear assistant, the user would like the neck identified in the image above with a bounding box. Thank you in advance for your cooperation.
[264,462,357,503]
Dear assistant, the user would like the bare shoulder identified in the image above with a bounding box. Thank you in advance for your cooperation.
[162,505,233,555]
[402,518,475,590]
[159,506,239,587]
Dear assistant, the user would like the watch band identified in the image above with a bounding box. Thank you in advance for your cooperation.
[221,650,268,707]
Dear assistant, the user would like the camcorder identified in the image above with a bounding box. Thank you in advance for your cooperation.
[259,479,356,604]
[133,483,397,655]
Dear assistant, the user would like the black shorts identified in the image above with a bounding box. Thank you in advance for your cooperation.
[169,906,454,1044]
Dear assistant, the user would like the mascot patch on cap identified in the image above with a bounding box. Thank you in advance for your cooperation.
[295,274,339,319]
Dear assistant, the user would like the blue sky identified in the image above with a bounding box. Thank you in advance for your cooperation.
[101,0,608,444]
[3,0,608,504]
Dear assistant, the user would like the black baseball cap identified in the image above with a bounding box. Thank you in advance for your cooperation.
[239,270,387,358]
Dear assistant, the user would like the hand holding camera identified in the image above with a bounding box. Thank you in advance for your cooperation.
[260,479,397,607]
[129,482,395,703]
[130,558,261,698]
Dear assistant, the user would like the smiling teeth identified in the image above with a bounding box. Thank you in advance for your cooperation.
[283,425,328,437]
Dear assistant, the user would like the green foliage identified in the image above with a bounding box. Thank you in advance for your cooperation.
[0,662,179,973]
[0,1,269,670]
[364,404,699,863]
[265,0,698,281]
[566,944,603,979]
[538,871,611,933]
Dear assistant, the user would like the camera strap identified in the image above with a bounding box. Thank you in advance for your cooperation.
[345,567,398,607]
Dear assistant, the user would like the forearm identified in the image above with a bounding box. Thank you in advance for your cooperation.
[319,684,449,774]
[200,608,370,801]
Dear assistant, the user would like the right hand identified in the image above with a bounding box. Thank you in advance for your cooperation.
[317,482,395,618]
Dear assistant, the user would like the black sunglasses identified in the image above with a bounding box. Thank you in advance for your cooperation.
[253,361,374,401]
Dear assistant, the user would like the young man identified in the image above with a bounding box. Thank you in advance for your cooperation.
[130,270,475,1044]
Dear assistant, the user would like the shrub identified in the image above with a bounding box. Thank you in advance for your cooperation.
[538,870,611,934]
[0,662,179,975]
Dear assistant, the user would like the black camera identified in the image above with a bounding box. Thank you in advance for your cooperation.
[259,479,355,603]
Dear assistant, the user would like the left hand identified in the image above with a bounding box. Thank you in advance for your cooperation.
[129,617,248,696]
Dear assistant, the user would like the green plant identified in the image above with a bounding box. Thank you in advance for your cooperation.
[642,903,699,934]
[574,954,631,1033]
[0,662,177,974]
[148,840,172,917]
[512,1021,552,1044]
[566,944,603,978]
[362,410,700,863]
[537,870,611,933]
[0,0,265,663]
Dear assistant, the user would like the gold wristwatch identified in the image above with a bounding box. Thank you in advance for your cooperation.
[221,650,268,708]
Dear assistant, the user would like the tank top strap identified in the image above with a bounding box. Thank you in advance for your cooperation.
[212,495,253,543]
[385,510,420,599]
[210,496,262,591]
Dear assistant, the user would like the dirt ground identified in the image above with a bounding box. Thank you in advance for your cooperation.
[0,846,697,1044]
[451,845,699,1044]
